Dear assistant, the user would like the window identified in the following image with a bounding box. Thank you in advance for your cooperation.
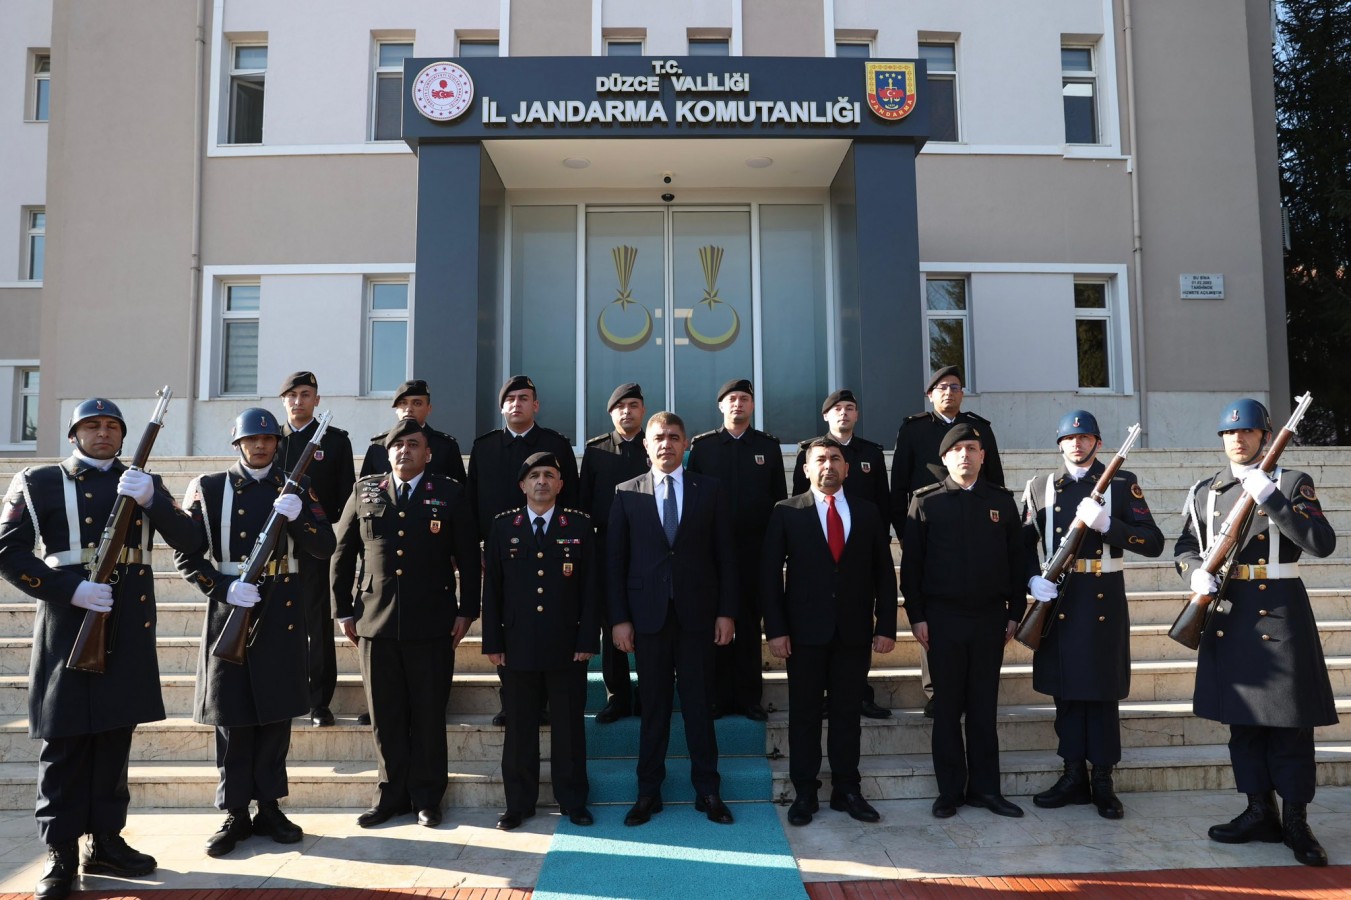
[1062,46,1098,144]
[919,42,958,142]
[367,280,409,394]
[221,283,260,394]
[227,44,266,144]
[834,42,871,59]
[31,52,50,121]
[925,277,970,380]
[17,369,38,443]
[372,41,413,141]
[688,38,730,56]
[1074,280,1111,389]
[24,208,45,281]
[606,40,643,56]
[458,40,499,57]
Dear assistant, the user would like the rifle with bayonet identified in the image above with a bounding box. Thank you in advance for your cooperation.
[211,410,331,665]
[1015,422,1142,651]
[1168,393,1313,650]
[67,386,174,673]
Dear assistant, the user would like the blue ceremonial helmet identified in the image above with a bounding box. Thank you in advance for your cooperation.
[230,407,283,444]
[1055,409,1100,444]
[1217,399,1271,434]
[67,398,126,438]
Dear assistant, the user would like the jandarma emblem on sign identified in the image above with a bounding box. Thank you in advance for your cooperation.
[412,62,474,121]
[865,62,917,121]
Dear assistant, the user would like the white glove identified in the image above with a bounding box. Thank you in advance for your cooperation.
[273,493,302,522]
[117,469,155,508]
[1076,497,1110,533]
[1028,575,1058,602]
[1190,569,1218,596]
[71,581,114,613]
[1241,470,1277,504]
[226,580,260,608]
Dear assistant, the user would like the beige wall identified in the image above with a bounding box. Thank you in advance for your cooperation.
[0,290,41,359]
[510,0,591,56]
[743,0,824,57]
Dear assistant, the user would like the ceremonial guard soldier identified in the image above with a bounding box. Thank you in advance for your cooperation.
[578,383,649,723]
[1022,410,1163,819]
[0,399,200,900]
[360,379,466,482]
[278,371,355,727]
[686,378,785,720]
[483,452,599,830]
[1177,399,1337,866]
[176,408,335,857]
[331,419,480,829]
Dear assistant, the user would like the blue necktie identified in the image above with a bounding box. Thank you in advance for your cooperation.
[662,475,679,546]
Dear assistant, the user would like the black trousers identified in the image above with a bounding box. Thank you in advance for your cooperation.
[361,635,454,810]
[597,537,634,708]
[713,548,764,711]
[1229,724,1317,803]
[214,720,292,810]
[36,727,135,843]
[634,613,720,798]
[300,555,336,711]
[927,605,1007,799]
[787,638,870,793]
[1053,698,1122,767]
[501,663,589,812]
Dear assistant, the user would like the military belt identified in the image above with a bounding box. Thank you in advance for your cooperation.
[1070,558,1123,575]
[44,547,150,568]
[231,559,295,578]
[1228,563,1300,581]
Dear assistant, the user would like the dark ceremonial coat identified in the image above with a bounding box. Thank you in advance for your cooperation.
[468,426,579,539]
[890,410,1003,533]
[361,423,466,483]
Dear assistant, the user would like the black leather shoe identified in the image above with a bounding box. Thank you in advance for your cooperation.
[36,842,78,900]
[1033,760,1091,809]
[860,699,892,720]
[695,793,735,824]
[742,703,769,721]
[310,707,335,727]
[357,712,372,726]
[496,809,536,831]
[492,709,508,727]
[205,809,252,857]
[356,805,410,828]
[595,699,631,724]
[965,792,1024,818]
[561,806,594,826]
[82,832,156,876]
[1208,792,1282,844]
[417,807,442,828]
[923,697,936,718]
[787,795,819,827]
[252,801,303,844]
[1090,766,1124,820]
[931,796,960,819]
[624,796,663,826]
[830,790,881,823]
[1283,800,1328,866]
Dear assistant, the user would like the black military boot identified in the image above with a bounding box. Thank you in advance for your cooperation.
[81,832,157,876]
[1033,759,1090,808]
[1282,800,1328,866]
[1090,765,1124,819]
[252,799,304,844]
[205,808,253,857]
[1207,791,1282,844]
[35,841,78,900]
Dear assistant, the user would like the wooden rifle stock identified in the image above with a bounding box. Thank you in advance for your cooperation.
[212,411,331,665]
[1016,423,1142,651]
[1167,393,1313,650]
[67,387,173,673]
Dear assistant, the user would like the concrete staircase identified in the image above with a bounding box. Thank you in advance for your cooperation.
[1,448,1349,809]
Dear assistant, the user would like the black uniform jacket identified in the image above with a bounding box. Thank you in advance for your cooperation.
[482,507,600,670]
[901,477,1024,626]
[1021,462,1164,700]
[176,463,335,727]
[0,457,200,739]
[792,434,891,531]
[361,423,466,484]
[1176,467,1337,728]
[607,470,738,634]
[578,431,649,534]
[686,426,787,552]
[468,426,579,540]
[761,492,897,647]
[282,418,355,520]
[330,472,480,639]
[890,410,1003,534]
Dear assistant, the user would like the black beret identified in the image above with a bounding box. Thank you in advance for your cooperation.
[821,388,858,414]
[938,422,983,458]
[278,371,318,396]
[517,451,562,482]
[717,378,754,402]
[926,365,963,393]
[607,382,644,411]
[383,418,425,448]
[499,374,537,407]
[391,379,430,406]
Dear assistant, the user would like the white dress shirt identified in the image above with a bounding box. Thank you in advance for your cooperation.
[655,466,685,528]
[811,487,851,542]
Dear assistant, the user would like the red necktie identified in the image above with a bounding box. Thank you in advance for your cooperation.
[826,493,844,562]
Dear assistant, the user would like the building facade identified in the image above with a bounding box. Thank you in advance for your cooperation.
[1,0,1287,456]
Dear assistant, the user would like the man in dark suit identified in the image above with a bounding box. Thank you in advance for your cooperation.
[763,437,897,827]
[483,452,599,830]
[360,379,466,482]
[330,419,480,829]
[609,411,738,826]
[278,371,355,728]
[578,383,650,723]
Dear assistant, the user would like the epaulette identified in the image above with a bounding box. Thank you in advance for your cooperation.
[539,425,573,444]
[962,411,992,425]
[369,429,390,443]
[904,412,929,422]
[425,426,456,442]
[853,436,882,450]
[561,507,592,520]
[473,429,502,444]
[990,483,1014,494]
[796,438,813,450]
[913,482,944,497]
[760,431,780,443]
[585,433,611,447]
[356,473,385,485]
[494,507,520,519]
[691,430,719,442]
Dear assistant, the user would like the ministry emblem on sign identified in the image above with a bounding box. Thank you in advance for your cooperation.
[864,62,917,121]
[411,62,474,122]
